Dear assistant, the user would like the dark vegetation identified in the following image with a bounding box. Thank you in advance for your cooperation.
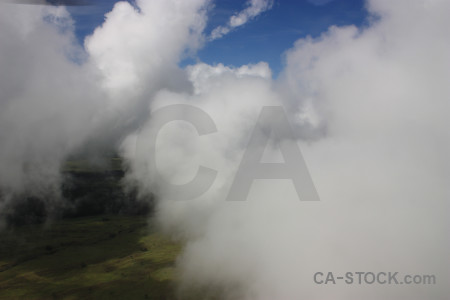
[1,156,154,228]
[61,157,153,218]
[0,215,181,299]
[0,157,183,299]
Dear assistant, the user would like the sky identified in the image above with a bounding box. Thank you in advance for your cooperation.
[68,0,368,77]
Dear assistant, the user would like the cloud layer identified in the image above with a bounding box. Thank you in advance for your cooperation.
[0,0,209,223]
[122,0,450,299]
[0,5,103,214]
[0,0,449,299]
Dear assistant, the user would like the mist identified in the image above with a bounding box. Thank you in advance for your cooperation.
[1,0,449,299]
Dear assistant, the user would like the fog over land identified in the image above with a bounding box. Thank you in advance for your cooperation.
[0,0,449,299]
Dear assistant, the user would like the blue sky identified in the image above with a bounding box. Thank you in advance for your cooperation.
[69,0,368,77]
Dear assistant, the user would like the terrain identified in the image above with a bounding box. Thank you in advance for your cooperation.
[0,157,181,299]
[0,215,181,299]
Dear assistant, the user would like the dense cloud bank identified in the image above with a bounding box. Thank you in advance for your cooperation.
[1,0,449,299]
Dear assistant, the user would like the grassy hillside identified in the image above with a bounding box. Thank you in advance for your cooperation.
[2,157,153,227]
[0,215,181,299]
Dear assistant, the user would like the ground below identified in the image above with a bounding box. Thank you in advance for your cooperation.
[0,215,181,299]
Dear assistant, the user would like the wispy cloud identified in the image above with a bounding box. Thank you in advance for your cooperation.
[209,0,274,40]
[307,0,335,6]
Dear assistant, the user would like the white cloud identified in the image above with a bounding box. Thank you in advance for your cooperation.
[0,5,102,196]
[85,0,208,100]
[123,0,450,299]
[0,0,210,216]
[209,0,274,40]
[0,0,449,298]
[307,0,335,6]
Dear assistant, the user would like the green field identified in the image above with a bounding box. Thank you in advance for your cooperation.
[0,216,181,299]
